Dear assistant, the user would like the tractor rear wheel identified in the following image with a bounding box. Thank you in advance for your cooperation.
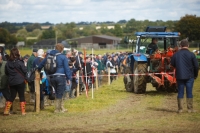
[133,61,147,94]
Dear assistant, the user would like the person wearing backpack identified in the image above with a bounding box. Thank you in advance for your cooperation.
[4,48,27,115]
[37,43,72,113]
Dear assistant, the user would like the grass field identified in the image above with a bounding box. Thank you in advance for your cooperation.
[0,48,200,132]
[0,75,200,132]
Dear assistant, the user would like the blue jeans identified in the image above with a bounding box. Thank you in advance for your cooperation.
[177,78,194,98]
[50,76,66,99]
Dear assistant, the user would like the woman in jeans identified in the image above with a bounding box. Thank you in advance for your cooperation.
[4,48,27,115]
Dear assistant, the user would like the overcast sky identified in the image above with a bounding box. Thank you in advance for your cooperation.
[0,0,200,24]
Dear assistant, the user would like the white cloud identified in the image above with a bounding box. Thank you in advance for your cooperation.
[0,0,21,10]
[0,0,200,23]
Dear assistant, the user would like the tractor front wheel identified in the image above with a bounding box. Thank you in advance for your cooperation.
[133,61,147,94]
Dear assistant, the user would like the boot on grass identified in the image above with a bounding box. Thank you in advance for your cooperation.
[4,101,12,115]
[54,99,61,113]
[61,99,67,113]
[187,98,196,113]
[177,98,183,113]
[20,102,26,115]
[30,93,35,103]
[40,100,44,110]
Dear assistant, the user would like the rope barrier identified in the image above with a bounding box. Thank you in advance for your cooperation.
[48,72,175,78]
[70,72,175,78]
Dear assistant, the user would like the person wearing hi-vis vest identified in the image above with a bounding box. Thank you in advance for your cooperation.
[106,56,116,83]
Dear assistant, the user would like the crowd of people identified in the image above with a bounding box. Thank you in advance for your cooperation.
[0,39,198,115]
[0,43,130,115]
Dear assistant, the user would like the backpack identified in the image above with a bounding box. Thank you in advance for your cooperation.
[26,68,36,83]
[44,53,61,74]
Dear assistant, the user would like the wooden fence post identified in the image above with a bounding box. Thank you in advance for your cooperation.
[95,69,98,90]
[35,70,40,113]
[76,71,79,97]
[108,67,110,85]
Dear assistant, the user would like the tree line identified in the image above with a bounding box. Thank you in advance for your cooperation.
[0,14,199,47]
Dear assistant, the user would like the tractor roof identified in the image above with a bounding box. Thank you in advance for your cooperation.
[145,26,166,32]
[135,32,180,38]
[135,26,180,38]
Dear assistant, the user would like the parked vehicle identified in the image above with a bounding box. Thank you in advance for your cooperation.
[123,26,180,93]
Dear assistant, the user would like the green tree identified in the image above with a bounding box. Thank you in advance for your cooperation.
[26,23,41,32]
[16,28,28,42]
[175,14,200,40]
[41,29,55,39]
[16,28,28,38]
[0,28,10,43]
[32,23,41,30]
[28,29,42,37]
[55,23,68,39]
[81,25,99,36]
[0,28,18,45]
[0,21,20,33]
[113,24,123,37]
[124,19,137,34]
[8,34,18,45]
[64,22,77,39]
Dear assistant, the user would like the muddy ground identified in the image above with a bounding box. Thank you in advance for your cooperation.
[0,81,200,133]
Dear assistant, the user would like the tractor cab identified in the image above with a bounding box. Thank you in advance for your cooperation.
[123,26,180,94]
[135,26,180,72]
[135,26,179,54]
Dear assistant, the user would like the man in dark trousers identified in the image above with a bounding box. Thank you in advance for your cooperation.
[27,49,38,103]
[171,39,199,113]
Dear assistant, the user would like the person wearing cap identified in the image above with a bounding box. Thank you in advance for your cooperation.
[146,38,158,54]
[27,48,38,103]
[27,49,38,71]
[171,39,199,113]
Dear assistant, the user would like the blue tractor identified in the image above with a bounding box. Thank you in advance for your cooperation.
[123,26,180,93]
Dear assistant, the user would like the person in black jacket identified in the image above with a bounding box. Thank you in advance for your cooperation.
[146,38,158,54]
[4,48,27,115]
[171,39,199,113]
[83,57,92,89]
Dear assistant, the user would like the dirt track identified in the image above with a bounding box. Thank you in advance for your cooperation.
[1,82,200,133]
